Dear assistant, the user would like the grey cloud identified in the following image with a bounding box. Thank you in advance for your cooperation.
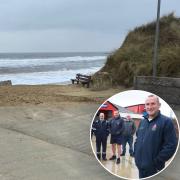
[0,0,179,52]
[0,0,163,32]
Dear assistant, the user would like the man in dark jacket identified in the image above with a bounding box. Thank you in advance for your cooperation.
[121,115,136,157]
[109,110,124,164]
[134,95,177,178]
[92,112,109,160]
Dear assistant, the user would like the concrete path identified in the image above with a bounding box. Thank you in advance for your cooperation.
[0,103,179,180]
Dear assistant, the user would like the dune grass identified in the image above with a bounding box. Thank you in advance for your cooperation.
[92,13,180,89]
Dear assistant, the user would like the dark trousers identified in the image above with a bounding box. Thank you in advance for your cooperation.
[96,136,107,159]
[138,167,157,178]
[91,129,94,139]
[122,135,133,155]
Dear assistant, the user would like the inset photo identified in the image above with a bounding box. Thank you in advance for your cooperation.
[90,90,179,179]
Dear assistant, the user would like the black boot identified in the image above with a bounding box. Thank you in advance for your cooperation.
[116,158,120,164]
[109,155,116,160]
[102,153,107,161]
[97,153,101,160]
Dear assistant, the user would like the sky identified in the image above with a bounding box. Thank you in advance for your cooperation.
[108,90,177,118]
[0,0,180,52]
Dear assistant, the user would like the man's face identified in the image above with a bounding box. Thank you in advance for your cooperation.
[99,113,104,120]
[114,111,119,118]
[145,96,160,118]
[126,115,131,120]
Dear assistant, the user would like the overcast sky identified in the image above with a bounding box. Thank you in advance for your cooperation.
[0,0,179,52]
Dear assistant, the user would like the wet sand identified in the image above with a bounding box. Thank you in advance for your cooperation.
[0,84,179,180]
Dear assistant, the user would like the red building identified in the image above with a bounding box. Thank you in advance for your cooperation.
[95,101,145,129]
[126,104,145,114]
[125,104,145,128]
[96,101,118,120]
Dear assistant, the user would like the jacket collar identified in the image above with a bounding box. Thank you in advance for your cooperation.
[143,111,161,122]
[114,116,121,120]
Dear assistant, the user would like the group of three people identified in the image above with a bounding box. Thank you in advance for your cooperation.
[92,94,178,178]
[92,110,135,164]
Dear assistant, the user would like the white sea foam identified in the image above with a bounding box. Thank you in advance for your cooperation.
[0,66,101,85]
[0,56,106,68]
[0,52,106,84]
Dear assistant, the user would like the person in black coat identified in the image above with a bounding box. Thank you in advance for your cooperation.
[134,95,178,178]
[109,110,124,164]
[92,112,109,160]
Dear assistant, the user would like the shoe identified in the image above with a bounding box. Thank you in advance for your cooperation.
[116,158,120,164]
[120,153,125,156]
[109,155,116,160]
[102,154,107,160]
[97,154,101,160]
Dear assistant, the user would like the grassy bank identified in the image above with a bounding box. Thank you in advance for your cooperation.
[92,13,180,89]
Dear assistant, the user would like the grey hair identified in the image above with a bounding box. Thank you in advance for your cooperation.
[147,94,160,104]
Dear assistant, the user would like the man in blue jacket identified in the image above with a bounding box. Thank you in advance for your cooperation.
[109,110,124,164]
[134,94,178,178]
[92,112,109,161]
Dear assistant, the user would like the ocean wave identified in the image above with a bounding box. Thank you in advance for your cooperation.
[0,66,102,85]
[0,59,105,74]
[0,56,106,68]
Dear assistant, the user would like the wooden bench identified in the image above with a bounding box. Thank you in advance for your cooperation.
[71,73,92,88]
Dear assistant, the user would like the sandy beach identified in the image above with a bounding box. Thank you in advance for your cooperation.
[0,84,179,180]
[0,84,123,106]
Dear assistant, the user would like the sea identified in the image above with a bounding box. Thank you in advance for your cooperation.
[0,52,108,85]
